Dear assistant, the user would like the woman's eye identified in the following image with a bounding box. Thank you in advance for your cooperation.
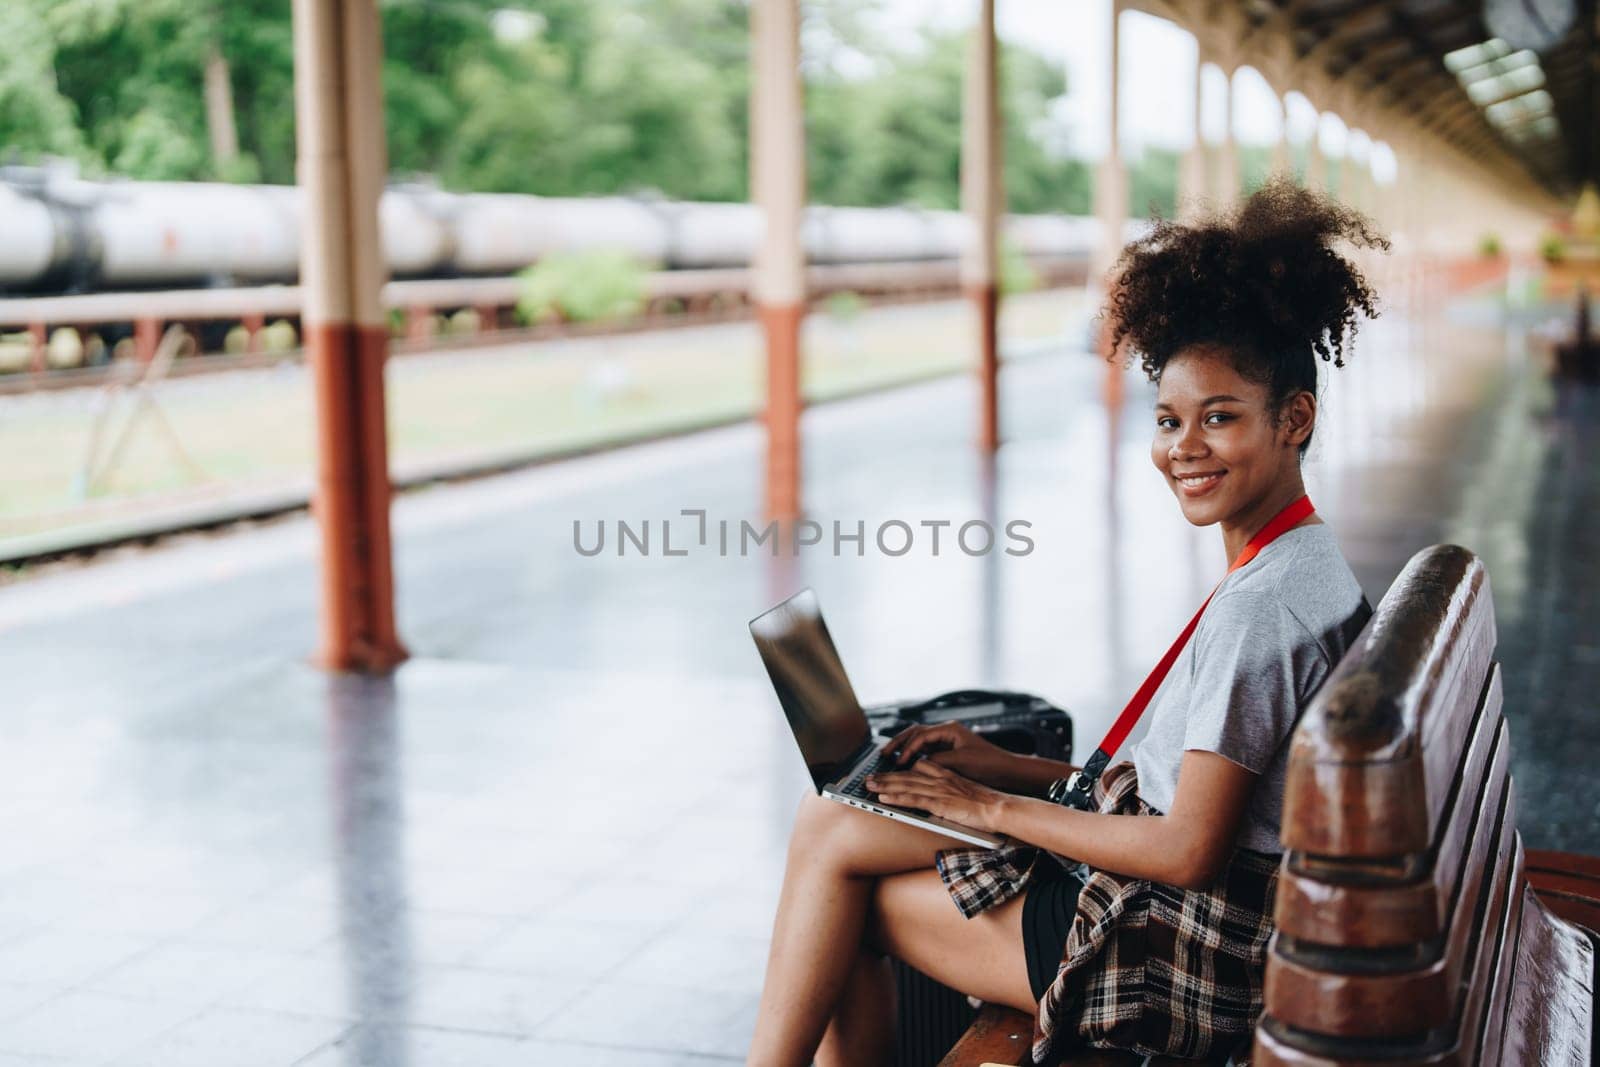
[1157,413,1230,430]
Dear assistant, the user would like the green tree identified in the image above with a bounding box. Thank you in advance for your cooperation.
[805,28,1086,214]
[439,0,747,200]
[0,3,91,164]
[3,0,1100,223]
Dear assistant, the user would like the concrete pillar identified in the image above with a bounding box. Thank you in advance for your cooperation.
[1217,67,1240,207]
[750,0,806,522]
[1091,0,1128,284]
[1177,48,1207,219]
[1092,0,1129,402]
[1304,113,1326,192]
[962,0,1002,452]
[1272,94,1292,181]
[292,0,407,673]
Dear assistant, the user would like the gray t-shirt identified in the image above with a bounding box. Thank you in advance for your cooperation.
[1129,523,1371,853]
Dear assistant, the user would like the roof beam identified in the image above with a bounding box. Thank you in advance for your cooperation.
[1294,3,1395,67]
[1372,54,1445,95]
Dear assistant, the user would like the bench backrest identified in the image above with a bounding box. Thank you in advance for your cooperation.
[1253,544,1595,1066]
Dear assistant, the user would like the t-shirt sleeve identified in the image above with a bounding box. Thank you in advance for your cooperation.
[1182,589,1317,775]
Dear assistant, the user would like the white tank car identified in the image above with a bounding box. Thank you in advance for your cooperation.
[452,194,670,274]
[804,206,948,263]
[379,187,458,276]
[923,211,973,261]
[1005,213,1097,259]
[95,181,302,285]
[0,183,60,287]
[0,169,1097,293]
[651,201,761,269]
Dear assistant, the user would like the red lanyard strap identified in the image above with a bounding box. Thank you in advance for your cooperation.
[1058,494,1316,809]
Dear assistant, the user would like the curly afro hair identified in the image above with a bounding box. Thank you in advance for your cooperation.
[1103,176,1389,454]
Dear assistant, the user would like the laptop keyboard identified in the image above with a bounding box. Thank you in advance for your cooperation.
[838,749,899,799]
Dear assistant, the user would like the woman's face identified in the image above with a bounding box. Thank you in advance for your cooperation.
[1150,346,1310,529]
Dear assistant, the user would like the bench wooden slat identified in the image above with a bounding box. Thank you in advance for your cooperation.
[936,1004,1031,1066]
[935,1005,1190,1066]
[1491,888,1595,1067]
[1526,889,1600,941]
[1465,840,1527,1066]
[1275,675,1504,948]
[1281,546,1495,859]
[1527,848,1600,882]
[1474,845,1530,1065]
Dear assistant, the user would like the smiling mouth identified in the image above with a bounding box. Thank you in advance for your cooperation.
[1175,472,1226,490]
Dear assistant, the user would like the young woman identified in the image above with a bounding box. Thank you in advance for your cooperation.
[747,179,1387,1066]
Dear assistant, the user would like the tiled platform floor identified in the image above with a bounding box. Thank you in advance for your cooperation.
[0,294,1594,1064]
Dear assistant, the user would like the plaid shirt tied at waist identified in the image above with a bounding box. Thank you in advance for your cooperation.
[933,762,1280,1065]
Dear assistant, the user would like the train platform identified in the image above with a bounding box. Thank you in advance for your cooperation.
[0,291,1594,1064]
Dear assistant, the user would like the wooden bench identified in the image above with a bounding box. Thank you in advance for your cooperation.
[940,546,1599,1066]
[1255,544,1596,1065]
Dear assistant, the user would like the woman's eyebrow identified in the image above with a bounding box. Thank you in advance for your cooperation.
[1154,394,1243,412]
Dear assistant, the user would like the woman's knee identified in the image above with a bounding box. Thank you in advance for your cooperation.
[789,790,850,861]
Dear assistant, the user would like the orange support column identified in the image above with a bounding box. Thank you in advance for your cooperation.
[242,313,266,354]
[750,0,806,522]
[27,322,46,374]
[761,304,803,521]
[292,0,407,673]
[962,0,1002,453]
[134,318,162,363]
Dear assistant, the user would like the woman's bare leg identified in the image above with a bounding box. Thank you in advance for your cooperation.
[814,948,895,1067]
[868,868,1034,1013]
[813,870,1040,1067]
[748,793,958,1066]
[749,793,1036,1066]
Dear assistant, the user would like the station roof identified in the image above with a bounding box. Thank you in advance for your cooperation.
[1198,0,1595,199]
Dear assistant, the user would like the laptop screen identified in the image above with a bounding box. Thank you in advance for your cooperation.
[750,588,873,792]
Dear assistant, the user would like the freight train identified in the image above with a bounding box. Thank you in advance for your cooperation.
[0,165,1101,296]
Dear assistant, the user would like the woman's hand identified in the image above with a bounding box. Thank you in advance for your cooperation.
[882,721,1023,789]
[865,760,1009,832]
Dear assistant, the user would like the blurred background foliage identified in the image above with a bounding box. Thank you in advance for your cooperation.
[517,248,648,323]
[1,0,1179,217]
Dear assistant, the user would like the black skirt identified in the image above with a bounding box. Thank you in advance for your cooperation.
[1021,855,1085,1002]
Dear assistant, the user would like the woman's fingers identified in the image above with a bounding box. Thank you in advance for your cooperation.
[891,724,959,764]
[868,763,955,795]
[887,727,926,763]
[876,792,935,811]
[870,764,930,787]
[891,724,934,753]
[874,784,942,807]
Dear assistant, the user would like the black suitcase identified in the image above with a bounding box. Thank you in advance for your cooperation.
[864,689,1073,1065]
[866,688,1072,764]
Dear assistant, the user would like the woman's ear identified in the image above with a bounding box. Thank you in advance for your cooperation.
[1280,392,1316,448]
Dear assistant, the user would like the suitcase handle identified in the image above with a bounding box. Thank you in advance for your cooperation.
[897,688,1035,715]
